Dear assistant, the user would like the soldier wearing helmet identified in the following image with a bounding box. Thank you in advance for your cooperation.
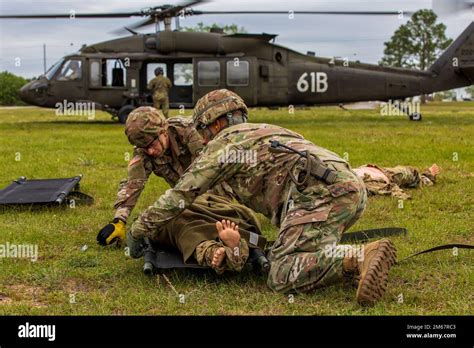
[192,89,248,144]
[97,106,259,273]
[130,89,398,307]
[147,67,172,117]
[96,106,204,244]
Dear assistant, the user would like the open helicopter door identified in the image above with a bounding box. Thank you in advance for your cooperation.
[143,60,193,108]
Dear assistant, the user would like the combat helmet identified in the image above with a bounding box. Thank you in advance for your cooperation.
[154,67,164,76]
[125,107,168,148]
[193,89,248,129]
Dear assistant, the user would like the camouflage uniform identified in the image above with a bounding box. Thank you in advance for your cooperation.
[354,164,435,200]
[114,115,203,222]
[117,107,247,272]
[130,122,367,293]
[147,75,172,117]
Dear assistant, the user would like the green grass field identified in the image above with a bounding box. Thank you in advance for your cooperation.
[0,103,472,315]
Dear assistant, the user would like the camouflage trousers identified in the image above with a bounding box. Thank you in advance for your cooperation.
[362,165,425,200]
[267,162,367,293]
[152,94,170,118]
[383,165,421,188]
[194,239,249,275]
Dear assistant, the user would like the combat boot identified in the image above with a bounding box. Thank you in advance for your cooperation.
[343,239,397,307]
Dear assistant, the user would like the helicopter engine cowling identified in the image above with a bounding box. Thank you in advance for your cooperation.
[150,31,225,55]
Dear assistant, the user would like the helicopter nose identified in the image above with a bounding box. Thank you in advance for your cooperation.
[19,84,31,103]
[19,80,48,106]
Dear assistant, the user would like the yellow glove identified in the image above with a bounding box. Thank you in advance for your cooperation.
[97,219,126,246]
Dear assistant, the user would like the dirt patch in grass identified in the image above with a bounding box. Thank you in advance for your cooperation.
[0,293,13,305]
[1,284,47,308]
[62,278,96,293]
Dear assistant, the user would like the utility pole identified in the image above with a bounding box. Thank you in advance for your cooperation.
[43,44,46,73]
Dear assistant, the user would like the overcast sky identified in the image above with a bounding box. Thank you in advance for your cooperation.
[0,0,472,79]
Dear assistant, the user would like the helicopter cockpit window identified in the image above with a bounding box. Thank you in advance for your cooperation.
[198,61,220,86]
[45,58,64,80]
[57,59,82,81]
[226,61,249,86]
[174,63,193,86]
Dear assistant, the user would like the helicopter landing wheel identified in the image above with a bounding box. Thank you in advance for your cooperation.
[409,113,422,121]
[118,105,136,124]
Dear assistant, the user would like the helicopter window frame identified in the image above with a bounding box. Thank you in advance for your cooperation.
[103,58,127,88]
[226,60,249,87]
[197,61,220,87]
[56,59,83,82]
[89,60,101,88]
[45,58,65,80]
[173,63,193,87]
[88,58,127,89]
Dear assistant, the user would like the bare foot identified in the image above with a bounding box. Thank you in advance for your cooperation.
[429,163,440,178]
[211,247,226,268]
[216,220,240,249]
[210,220,241,269]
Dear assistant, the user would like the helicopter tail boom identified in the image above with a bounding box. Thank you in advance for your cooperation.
[427,21,474,91]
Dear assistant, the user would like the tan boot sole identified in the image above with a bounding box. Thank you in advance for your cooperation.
[356,239,397,307]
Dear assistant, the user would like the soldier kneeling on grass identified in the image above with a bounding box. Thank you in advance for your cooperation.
[128,89,398,307]
[96,106,262,273]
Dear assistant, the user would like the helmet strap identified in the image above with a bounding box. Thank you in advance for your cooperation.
[157,132,168,151]
[226,110,248,126]
[200,111,247,143]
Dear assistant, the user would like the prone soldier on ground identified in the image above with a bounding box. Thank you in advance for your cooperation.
[354,163,440,200]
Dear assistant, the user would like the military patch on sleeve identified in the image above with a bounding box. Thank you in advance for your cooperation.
[128,156,142,168]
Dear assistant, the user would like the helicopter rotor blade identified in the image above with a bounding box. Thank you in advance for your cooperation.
[189,10,410,16]
[127,0,209,30]
[0,12,144,19]
[0,0,412,34]
[0,1,207,20]
[126,17,157,30]
[164,0,208,16]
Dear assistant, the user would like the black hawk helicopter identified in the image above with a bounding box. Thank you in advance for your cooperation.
[2,0,473,122]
